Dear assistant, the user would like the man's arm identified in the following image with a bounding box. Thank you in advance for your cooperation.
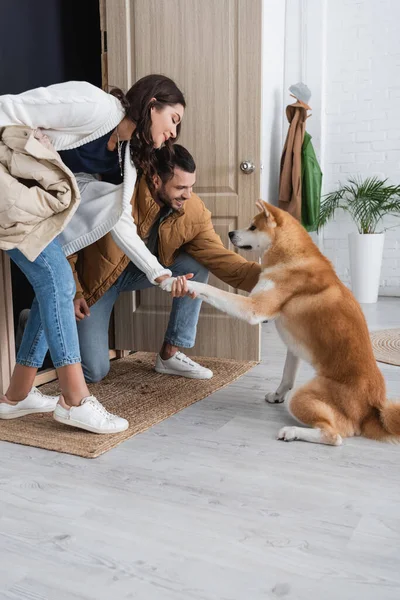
[183,221,261,293]
[67,252,92,320]
[67,252,84,300]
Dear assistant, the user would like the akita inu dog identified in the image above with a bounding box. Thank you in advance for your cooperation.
[164,201,400,446]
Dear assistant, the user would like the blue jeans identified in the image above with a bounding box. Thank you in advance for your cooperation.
[78,252,209,382]
[7,239,81,369]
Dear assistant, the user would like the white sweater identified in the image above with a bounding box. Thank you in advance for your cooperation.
[0,81,171,283]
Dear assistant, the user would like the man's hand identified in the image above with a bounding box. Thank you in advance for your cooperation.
[157,274,197,298]
[74,298,90,321]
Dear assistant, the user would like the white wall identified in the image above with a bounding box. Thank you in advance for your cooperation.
[267,0,400,295]
[260,0,286,202]
[322,0,400,295]
[281,0,327,246]
[261,0,325,205]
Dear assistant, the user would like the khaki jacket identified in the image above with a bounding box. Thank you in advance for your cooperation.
[0,126,80,261]
[69,178,261,306]
[278,102,308,222]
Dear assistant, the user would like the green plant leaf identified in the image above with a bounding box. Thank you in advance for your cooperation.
[317,176,400,233]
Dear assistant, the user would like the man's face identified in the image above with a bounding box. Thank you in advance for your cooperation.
[155,167,196,211]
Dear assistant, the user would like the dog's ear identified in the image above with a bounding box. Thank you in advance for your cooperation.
[255,199,270,216]
[255,200,276,228]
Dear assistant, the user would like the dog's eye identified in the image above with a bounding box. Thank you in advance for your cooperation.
[249,225,256,231]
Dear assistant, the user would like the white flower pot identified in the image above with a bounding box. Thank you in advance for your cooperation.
[348,232,385,303]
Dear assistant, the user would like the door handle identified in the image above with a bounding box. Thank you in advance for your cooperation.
[240,160,255,174]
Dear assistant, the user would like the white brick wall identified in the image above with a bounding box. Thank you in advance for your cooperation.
[322,0,400,295]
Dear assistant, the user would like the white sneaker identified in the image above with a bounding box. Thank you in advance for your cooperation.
[53,396,129,434]
[0,387,59,420]
[155,351,213,380]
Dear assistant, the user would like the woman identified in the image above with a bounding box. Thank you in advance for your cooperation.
[0,75,185,434]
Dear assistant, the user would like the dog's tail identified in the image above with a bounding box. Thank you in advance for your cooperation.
[380,402,400,437]
[362,402,400,442]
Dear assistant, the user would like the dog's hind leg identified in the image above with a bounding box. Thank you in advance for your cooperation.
[265,350,300,404]
[277,380,344,446]
[278,424,342,445]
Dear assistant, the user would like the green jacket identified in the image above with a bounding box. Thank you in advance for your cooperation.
[301,131,322,232]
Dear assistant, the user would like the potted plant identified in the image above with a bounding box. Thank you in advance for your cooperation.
[317,177,400,303]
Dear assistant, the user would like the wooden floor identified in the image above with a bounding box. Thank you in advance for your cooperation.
[1,298,400,600]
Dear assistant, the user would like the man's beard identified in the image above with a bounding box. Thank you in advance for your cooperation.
[156,187,183,211]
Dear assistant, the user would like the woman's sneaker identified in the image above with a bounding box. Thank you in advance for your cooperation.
[0,387,59,419]
[53,396,129,434]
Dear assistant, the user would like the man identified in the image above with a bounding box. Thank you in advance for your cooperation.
[69,145,261,382]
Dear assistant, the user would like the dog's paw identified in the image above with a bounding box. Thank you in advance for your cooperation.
[265,390,286,404]
[158,277,175,293]
[277,426,298,442]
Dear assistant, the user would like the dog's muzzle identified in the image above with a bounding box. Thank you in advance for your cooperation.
[229,230,252,250]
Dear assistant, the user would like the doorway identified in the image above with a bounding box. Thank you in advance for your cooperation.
[0,0,102,388]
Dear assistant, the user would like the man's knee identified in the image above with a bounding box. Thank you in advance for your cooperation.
[173,253,209,283]
[191,261,209,283]
[82,360,110,383]
[193,263,210,283]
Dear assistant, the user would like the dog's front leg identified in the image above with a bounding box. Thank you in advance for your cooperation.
[265,350,300,404]
[187,281,268,325]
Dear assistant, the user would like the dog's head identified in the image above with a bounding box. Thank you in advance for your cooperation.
[228,200,278,254]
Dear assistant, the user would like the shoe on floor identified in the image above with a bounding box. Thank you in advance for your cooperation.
[0,387,59,420]
[53,396,129,434]
[155,351,213,380]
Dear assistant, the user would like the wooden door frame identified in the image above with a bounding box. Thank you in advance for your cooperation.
[0,252,64,391]
[0,252,15,392]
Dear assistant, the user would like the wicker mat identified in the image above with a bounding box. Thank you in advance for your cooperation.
[0,352,257,459]
[371,329,400,367]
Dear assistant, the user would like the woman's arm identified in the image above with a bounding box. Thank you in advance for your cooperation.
[0,81,117,132]
[111,204,172,285]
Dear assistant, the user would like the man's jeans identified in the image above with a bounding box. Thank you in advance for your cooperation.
[78,252,209,382]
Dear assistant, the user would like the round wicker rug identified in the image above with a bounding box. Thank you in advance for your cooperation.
[370,329,400,367]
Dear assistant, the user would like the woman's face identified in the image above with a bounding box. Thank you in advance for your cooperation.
[150,103,184,149]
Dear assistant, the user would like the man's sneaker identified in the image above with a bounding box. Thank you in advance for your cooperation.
[155,351,213,380]
[0,387,59,419]
[53,396,129,434]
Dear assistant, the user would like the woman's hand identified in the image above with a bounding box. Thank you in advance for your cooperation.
[154,274,173,285]
[33,129,54,150]
[74,298,90,321]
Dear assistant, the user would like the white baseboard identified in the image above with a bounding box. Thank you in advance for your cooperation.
[379,288,400,297]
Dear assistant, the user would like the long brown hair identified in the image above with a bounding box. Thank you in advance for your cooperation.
[110,74,186,178]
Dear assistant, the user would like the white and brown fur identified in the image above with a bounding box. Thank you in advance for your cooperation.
[168,201,400,446]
